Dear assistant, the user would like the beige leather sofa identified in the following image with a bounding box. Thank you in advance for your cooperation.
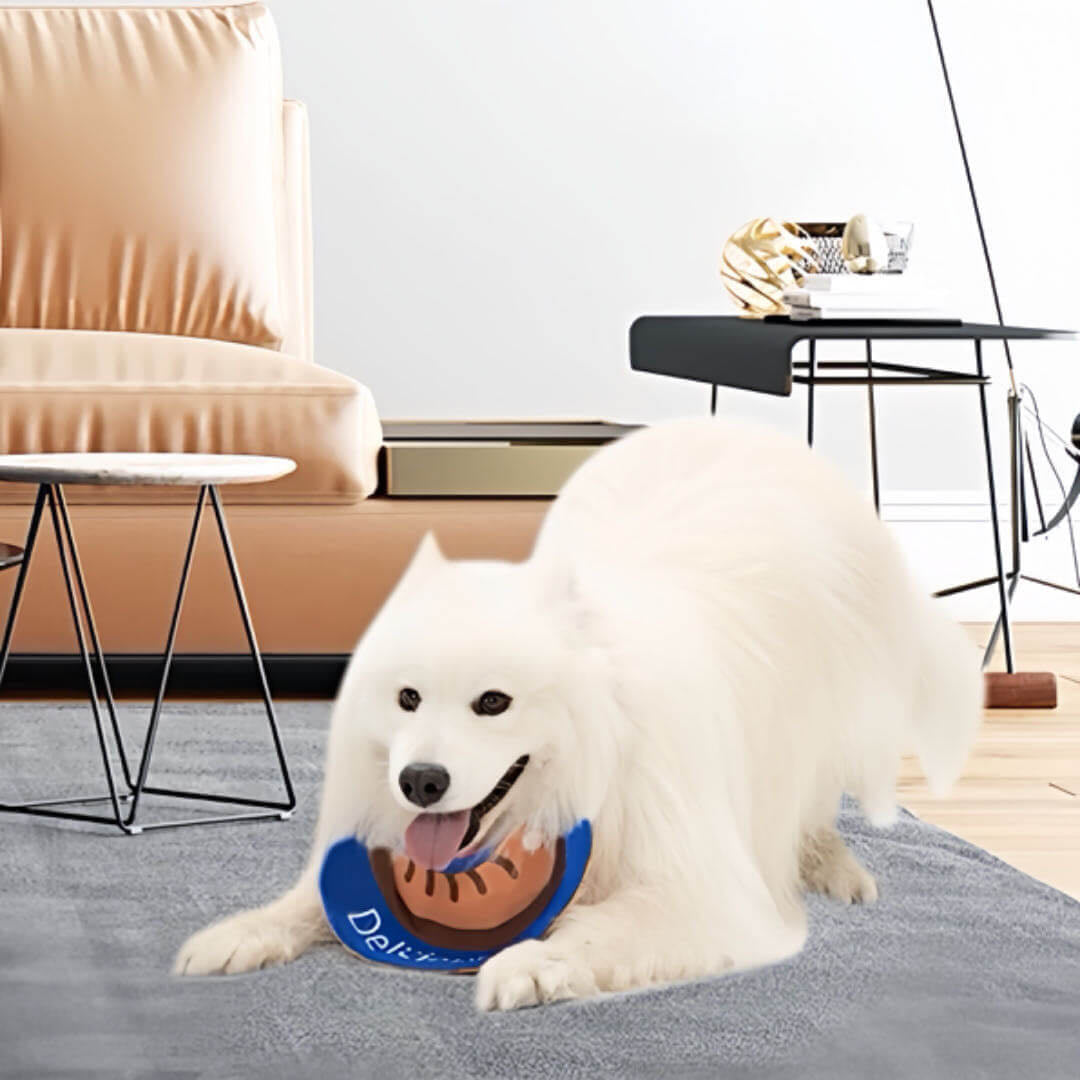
[0,4,547,682]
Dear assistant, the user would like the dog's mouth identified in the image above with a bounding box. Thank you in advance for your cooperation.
[402,755,529,871]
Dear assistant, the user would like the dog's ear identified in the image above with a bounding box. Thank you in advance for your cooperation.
[401,531,445,584]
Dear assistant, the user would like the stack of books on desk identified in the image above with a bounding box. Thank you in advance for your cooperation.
[782,275,955,322]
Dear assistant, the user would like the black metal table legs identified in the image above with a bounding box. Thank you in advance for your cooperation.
[930,343,1017,670]
[787,337,1016,673]
[972,341,1015,671]
[0,483,296,834]
[866,341,880,514]
[804,339,881,513]
[974,390,1080,666]
[0,484,133,828]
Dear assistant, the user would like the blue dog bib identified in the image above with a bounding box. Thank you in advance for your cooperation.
[319,820,592,972]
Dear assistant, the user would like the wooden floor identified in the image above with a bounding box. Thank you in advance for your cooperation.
[900,622,1080,900]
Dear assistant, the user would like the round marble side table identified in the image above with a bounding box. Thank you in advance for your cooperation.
[0,453,297,835]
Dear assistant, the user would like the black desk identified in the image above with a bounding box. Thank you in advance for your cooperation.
[629,316,1076,673]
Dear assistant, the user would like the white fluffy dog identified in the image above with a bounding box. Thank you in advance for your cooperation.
[176,418,981,1010]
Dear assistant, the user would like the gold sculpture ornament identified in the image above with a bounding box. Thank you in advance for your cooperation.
[719,218,819,317]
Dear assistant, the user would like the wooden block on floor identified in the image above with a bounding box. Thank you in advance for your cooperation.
[983,671,1057,709]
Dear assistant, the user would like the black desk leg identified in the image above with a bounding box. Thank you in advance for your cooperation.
[981,392,1025,665]
[806,340,816,446]
[710,384,718,417]
[866,341,881,514]
[974,340,1015,673]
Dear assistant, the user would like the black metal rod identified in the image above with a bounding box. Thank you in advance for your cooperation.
[933,574,1001,600]
[1020,574,1080,598]
[792,375,986,387]
[6,792,132,810]
[1025,435,1048,533]
[125,486,207,825]
[0,803,286,830]
[53,485,134,790]
[974,341,1015,672]
[982,571,1021,669]
[1008,394,1022,574]
[806,340,816,446]
[0,485,48,688]
[131,810,289,833]
[44,485,128,830]
[925,4,1080,628]
[0,804,124,827]
[709,384,718,416]
[135,785,292,811]
[793,359,988,380]
[927,0,1013,380]
[208,485,296,810]
[1018,410,1030,544]
[866,341,880,514]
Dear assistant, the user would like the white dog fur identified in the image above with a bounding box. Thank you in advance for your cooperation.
[175,417,982,1010]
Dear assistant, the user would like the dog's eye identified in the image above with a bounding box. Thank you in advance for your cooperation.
[473,690,512,716]
[398,687,421,712]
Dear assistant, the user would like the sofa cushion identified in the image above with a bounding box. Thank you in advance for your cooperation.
[0,4,285,348]
[0,330,381,503]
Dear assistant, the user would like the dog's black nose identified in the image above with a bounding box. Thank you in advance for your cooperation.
[398,763,450,808]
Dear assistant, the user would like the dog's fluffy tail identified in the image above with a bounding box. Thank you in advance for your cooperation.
[908,599,983,795]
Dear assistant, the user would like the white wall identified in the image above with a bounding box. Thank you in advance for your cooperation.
[273,0,1080,618]
[269,1,1076,461]
[7,1,1080,617]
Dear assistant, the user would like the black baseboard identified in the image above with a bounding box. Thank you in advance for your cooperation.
[0,653,349,698]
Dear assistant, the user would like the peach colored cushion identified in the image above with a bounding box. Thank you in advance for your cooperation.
[0,329,382,503]
[0,4,284,347]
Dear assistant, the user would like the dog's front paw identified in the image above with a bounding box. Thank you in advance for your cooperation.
[826,862,879,905]
[475,940,598,1011]
[800,827,879,906]
[174,908,300,976]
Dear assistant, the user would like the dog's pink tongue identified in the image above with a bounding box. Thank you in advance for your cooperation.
[404,810,471,870]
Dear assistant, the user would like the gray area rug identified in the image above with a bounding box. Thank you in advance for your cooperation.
[1,701,1078,1079]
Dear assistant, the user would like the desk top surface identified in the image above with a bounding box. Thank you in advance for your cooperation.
[636,316,1075,342]
[629,317,1075,397]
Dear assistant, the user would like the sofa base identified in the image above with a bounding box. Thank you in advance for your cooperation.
[0,496,550,658]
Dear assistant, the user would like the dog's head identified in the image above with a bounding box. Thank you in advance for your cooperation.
[334,533,615,869]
